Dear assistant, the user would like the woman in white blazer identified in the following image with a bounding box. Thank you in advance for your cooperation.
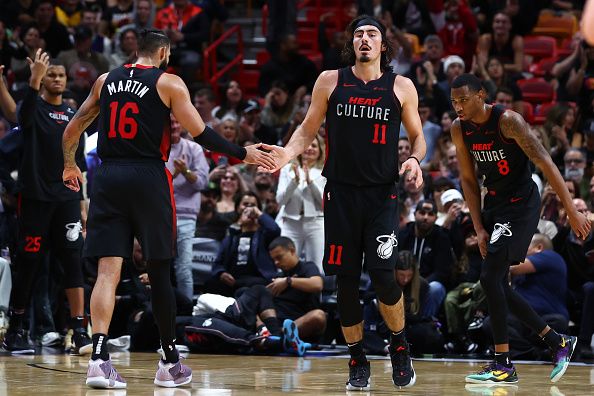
[276,134,326,272]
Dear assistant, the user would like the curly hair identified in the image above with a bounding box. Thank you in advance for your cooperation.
[341,15,394,72]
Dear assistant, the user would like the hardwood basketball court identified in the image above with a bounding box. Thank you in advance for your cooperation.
[0,352,591,395]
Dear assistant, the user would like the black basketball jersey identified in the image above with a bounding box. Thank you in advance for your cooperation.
[97,64,171,161]
[460,105,532,192]
[323,67,401,186]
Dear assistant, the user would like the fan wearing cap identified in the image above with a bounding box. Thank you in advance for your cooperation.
[56,25,109,77]
[398,199,455,319]
[260,14,426,390]
[239,99,276,145]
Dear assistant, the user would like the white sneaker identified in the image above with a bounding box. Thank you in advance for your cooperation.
[41,331,62,347]
[107,335,131,352]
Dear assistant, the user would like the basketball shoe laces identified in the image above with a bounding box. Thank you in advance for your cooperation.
[391,344,410,377]
[477,361,500,374]
[349,359,369,383]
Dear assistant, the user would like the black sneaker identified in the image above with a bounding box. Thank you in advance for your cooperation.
[345,358,370,391]
[70,328,92,356]
[2,330,35,354]
[390,343,416,388]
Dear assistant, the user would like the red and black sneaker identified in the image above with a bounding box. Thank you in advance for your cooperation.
[390,343,416,388]
[346,358,371,391]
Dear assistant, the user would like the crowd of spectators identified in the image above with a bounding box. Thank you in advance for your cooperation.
[0,0,593,361]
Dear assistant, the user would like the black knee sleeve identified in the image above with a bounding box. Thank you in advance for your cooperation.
[147,259,177,345]
[336,275,363,327]
[58,249,84,289]
[369,268,402,305]
[479,249,509,295]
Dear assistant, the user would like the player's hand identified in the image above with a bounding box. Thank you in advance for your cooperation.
[243,143,276,170]
[63,166,83,192]
[568,211,592,240]
[476,228,490,258]
[399,157,423,189]
[27,48,49,83]
[220,272,235,287]
[258,144,292,173]
[266,277,289,296]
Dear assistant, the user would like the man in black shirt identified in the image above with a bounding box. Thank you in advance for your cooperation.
[3,50,91,355]
[267,236,326,341]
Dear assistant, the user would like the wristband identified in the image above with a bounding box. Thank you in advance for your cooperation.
[407,156,421,166]
[286,277,292,288]
[194,125,247,160]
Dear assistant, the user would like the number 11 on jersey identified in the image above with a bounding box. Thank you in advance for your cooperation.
[372,123,386,145]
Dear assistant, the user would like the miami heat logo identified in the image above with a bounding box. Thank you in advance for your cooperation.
[376,232,398,259]
[65,221,82,242]
[490,222,513,243]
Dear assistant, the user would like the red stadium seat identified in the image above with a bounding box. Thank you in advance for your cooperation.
[517,78,555,104]
[529,56,559,78]
[523,102,535,124]
[532,12,578,39]
[233,70,260,99]
[524,36,557,61]
[297,27,318,51]
[256,51,270,66]
[534,101,557,124]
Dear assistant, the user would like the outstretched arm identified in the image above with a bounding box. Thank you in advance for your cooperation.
[261,70,334,172]
[500,111,591,238]
[161,73,275,169]
[0,66,16,123]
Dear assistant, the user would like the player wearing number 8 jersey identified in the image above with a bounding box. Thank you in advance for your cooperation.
[260,15,426,391]
[450,74,591,385]
[61,29,274,389]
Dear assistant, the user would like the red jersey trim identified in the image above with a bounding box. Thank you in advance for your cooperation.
[124,64,154,69]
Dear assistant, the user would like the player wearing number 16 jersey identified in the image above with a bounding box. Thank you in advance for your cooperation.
[260,15,426,391]
[61,29,274,389]
[450,73,591,385]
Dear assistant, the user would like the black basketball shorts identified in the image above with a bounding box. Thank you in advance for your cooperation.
[17,197,83,258]
[482,180,540,263]
[84,160,176,260]
[322,181,399,277]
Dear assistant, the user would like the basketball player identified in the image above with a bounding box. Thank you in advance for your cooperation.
[3,50,92,355]
[262,15,426,390]
[450,74,591,384]
[61,29,274,389]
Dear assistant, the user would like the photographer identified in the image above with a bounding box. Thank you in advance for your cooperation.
[208,192,280,297]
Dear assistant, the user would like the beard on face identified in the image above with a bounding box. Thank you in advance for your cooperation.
[159,58,168,71]
[359,54,371,63]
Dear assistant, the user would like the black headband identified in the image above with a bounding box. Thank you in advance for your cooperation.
[353,17,385,37]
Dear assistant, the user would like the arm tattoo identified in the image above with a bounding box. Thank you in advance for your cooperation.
[64,98,99,168]
[500,112,550,164]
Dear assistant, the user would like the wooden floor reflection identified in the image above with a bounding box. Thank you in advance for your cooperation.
[0,352,591,395]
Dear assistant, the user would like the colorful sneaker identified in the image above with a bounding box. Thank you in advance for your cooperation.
[389,343,416,388]
[465,362,518,384]
[2,329,35,354]
[346,358,371,391]
[71,328,93,355]
[154,359,193,388]
[282,319,311,357]
[86,358,127,389]
[550,335,577,383]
